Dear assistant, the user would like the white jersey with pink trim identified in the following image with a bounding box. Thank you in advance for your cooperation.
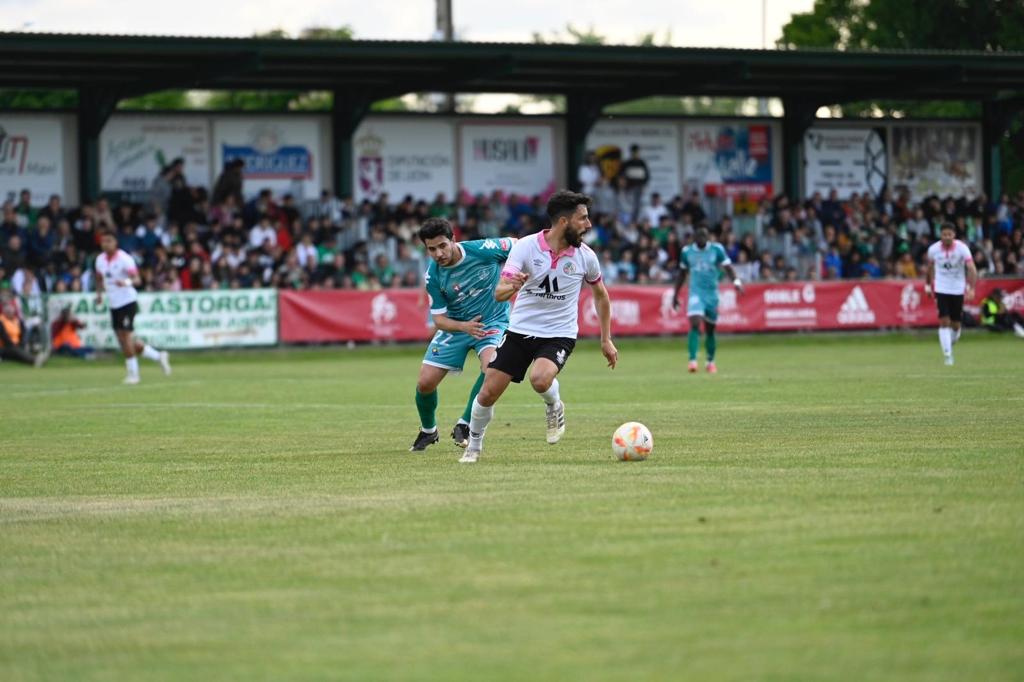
[501,230,602,339]
[927,240,972,295]
[96,249,139,309]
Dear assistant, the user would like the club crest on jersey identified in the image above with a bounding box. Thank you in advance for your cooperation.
[562,262,577,275]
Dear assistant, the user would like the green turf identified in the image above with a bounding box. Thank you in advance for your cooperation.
[1,333,1022,681]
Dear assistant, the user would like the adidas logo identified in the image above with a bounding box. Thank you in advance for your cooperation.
[838,286,876,324]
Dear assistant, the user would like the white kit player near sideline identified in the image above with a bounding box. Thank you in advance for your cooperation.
[461,190,619,464]
[94,230,172,384]
[925,222,977,366]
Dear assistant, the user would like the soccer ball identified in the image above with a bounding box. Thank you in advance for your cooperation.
[612,422,653,461]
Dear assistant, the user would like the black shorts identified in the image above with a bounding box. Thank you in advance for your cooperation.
[489,330,576,383]
[110,302,138,332]
[936,293,964,322]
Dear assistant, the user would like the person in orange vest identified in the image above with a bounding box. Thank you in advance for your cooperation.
[50,305,96,359]
[0,297,47,367]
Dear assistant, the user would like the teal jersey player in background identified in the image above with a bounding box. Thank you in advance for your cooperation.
[671,224,744,374]
[410,218,515,452]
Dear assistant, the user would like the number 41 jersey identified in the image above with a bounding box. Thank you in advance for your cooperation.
[501,230,602,339]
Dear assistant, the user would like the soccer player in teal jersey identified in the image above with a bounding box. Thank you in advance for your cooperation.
[671,224,744,374]
[410,217,515,452]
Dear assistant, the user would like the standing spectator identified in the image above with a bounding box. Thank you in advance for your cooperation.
[577,151,600,194]
[619,144,650,222]
[212,159,245,207]
[14,189,37,228]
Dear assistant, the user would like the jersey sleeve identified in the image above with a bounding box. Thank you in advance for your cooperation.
[583,246,602,284]
[490,237,516,264]
[958,241,973,261]
[121,252,139,275]
[424,265,447,315]
[501,236,530,278]
[678,247,689,270]
[926,243,938,262]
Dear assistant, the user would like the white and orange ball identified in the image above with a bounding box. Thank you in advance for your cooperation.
[612,422,653,461]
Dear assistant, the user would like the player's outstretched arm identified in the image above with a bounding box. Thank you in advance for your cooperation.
[495,272,528,302]
[723,263,744,294]
[432,313,486,338]
[965,258,978,301]
[924,260,935,297]
[590,279,618,369]
[670,268,688,311]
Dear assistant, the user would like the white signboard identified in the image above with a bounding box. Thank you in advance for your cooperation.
[0,116,64,205]
[47,289,278,350]
[587,120,681,200]
[804,127,887,199]
[682,122,775,200]
[458,122,557,198]
[100,116,211,197]
[214,118,322,199]
[890,124,981,200]
[353,118,456,202]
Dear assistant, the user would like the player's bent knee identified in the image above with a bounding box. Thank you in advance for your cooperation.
[529,374,552,393]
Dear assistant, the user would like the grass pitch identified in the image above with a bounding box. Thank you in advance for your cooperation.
[1,333,1022,681]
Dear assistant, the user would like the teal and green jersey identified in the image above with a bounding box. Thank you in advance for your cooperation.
[424,238,515,325]
[681,242,731,299]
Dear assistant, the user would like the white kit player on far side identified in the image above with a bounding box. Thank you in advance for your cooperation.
[460,190,619,463]
[94,230,172,384]
[925,222,977,366]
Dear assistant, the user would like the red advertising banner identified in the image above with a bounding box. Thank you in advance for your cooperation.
[279,279,1024,343]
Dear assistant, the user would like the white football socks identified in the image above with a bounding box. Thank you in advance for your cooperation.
[468,397,494,450]
[126,356,140,377]
[952,328,961,344]
[938,327,952,357]
[539,378,560,406]
[141,344,162,362]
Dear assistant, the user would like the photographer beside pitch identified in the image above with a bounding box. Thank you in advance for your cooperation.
[462,190,618,464]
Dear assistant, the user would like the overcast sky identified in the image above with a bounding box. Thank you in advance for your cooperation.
[2,0,815,48]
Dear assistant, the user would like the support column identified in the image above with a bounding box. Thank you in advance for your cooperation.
[565,94,608,192]
[781,97,821,201]
[331,89,379,199]
[77,88,120,203]
[982,99,1023,200]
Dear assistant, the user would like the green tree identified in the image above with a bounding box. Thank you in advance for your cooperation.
[779,0,1024,192]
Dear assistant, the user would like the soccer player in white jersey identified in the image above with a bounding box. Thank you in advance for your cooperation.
[94,230,171,384]
[925,222,977,366]
[460,190,619,464]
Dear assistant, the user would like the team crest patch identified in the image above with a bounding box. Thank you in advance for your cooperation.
[562,262,577,275]
[555,349,566,365]
[431,347,440,356]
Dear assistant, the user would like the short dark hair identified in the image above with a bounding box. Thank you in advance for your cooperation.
[546,190,591,222]
[98,227,116,240]
[418,217,453,242]
[940,222,956,232]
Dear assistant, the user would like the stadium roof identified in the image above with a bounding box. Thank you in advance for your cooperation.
[1,32,1024,103]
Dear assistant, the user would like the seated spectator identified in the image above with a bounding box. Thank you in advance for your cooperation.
[0,297,46,366]
[249,217,277,251]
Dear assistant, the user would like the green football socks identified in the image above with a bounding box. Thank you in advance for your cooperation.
[705,328,717,362]
[687,328,700,361]
[415,389,438,431]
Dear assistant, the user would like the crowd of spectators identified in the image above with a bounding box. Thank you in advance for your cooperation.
[2,158,1023,316]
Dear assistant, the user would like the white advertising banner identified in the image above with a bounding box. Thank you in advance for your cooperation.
[890,124,981,200]
[100,116,211,197]
[586,120,681,201]
[458,122,557,198]
[47,289,278,350]
[804,127,887,199]
[214,118,322,199]
[0,116,64,205]
[353,118,456,202]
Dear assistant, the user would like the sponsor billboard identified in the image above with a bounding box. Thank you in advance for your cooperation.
[0,116,64,205]
[100,116,211,200]
[457,122,557,198]
[214,118,322,199]
[804,127,888,199]
[46,289,278,350]
[586,120,681,201]
[682,123,774,199]
[353,118,456,202]
[890,124,981,200]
